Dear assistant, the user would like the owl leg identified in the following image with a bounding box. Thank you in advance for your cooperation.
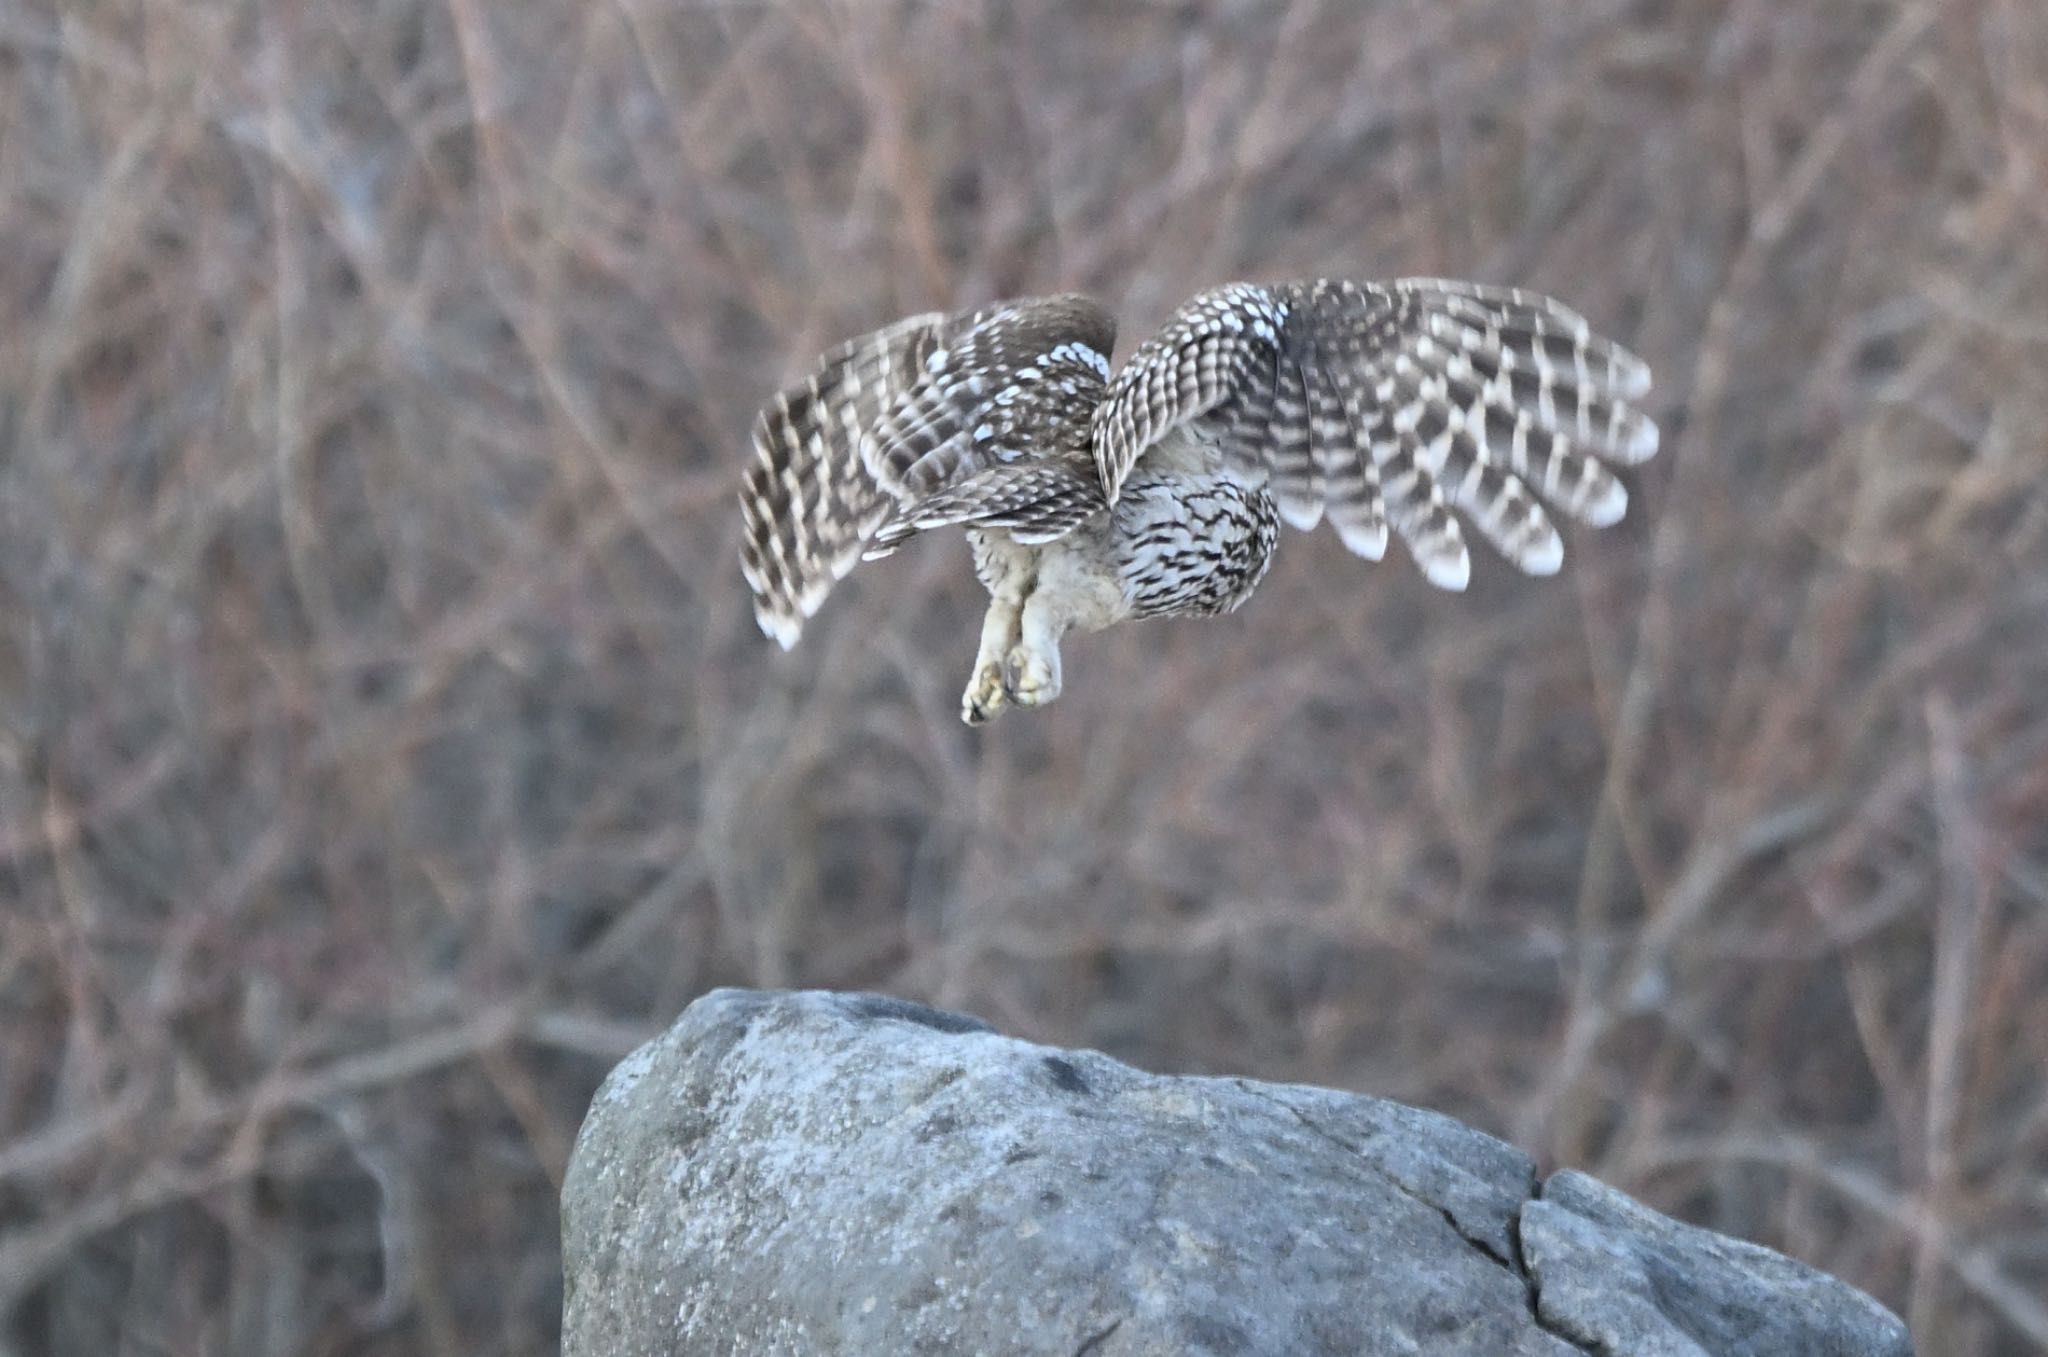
[1002,594,1065,709]
[962,531,1039,724]
[961,594,1021,725]
[998,535,1129,712]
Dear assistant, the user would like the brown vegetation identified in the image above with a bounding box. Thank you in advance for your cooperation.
[2,1,2045,1352]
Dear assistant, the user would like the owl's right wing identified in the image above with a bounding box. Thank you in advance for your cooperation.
[1091,279,1659,590]
[739,295,1116,648]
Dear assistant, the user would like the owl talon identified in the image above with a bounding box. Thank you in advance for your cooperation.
[1002,648,1061,708]
[961,663,1008,725]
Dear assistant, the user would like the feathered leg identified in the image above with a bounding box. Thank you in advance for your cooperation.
[963,594,1022,724]
[997,531,1132,713]
[1003,595,1065,709]
[962,530,1034,725]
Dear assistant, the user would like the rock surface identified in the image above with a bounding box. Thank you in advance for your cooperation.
[561,989,1911,1356]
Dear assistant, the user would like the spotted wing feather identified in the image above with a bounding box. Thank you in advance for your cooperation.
[1092,278,1658,590]
[740,313,948,648]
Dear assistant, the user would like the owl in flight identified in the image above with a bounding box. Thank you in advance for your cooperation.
[740,279,1658,723]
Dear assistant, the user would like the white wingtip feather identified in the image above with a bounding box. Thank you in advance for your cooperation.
[757,609,803,651]
[1334,520,1388,560]
[1521,530,1565,576]
[1619,356,1654,401]
[1422,547,1471,592]
[1629,416,1660,463]
[1582,476,1629,528]
[1277,497,1326,532]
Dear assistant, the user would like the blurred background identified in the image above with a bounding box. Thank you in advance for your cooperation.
[2,0,2045,1352]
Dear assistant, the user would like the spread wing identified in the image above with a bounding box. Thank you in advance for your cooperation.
[1090,279,1659,590]
[739,295,1117,648]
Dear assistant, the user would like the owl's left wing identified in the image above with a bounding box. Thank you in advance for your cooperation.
[741,295,1115,648]
[1090,279,1659,590]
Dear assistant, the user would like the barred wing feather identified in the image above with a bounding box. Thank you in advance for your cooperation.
[1092,279,1658,590]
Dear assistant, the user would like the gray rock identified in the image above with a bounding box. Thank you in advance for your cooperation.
[561,989,1911,1356]
[1520,1172,1912,1356]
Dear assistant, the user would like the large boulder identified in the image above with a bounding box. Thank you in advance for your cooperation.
[561,989,1910,1356]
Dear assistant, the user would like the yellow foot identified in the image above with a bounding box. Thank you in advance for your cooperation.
[961,662,1008,725]
[1002,647,1060,708]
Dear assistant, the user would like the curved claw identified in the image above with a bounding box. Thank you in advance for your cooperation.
[1002,646,1061,708]
[961,662,1008,725]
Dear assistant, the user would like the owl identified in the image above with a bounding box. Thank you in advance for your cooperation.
[739,279,1658,723]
